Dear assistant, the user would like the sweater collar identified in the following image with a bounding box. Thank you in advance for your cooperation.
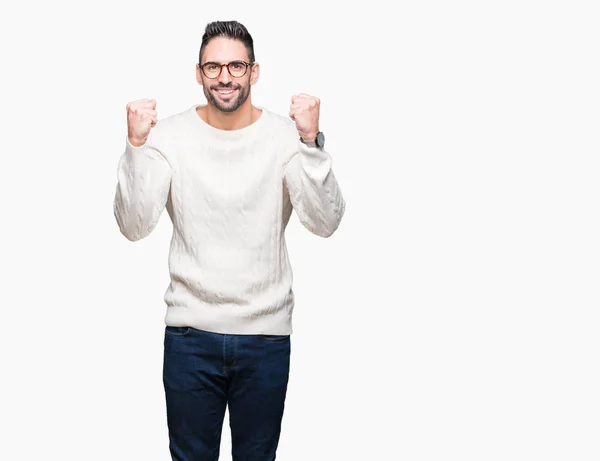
[188,104,267,141]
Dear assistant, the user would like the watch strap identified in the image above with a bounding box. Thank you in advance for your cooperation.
[300,132,323,148]
[300,138,318,147]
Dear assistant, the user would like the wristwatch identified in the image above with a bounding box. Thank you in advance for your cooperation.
[300,131,325,148]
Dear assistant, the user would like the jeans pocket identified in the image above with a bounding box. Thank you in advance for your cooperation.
[165,326,191,337]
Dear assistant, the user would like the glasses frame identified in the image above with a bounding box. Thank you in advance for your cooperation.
[199,60,255,79]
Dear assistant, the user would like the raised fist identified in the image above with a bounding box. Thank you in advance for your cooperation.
[127,99,158,147]
[289,93,320,142]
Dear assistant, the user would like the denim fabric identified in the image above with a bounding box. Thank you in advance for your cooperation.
[163,326,291,461]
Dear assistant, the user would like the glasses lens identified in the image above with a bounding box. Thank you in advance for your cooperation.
[203,63,220,78]
[228,61,247,77]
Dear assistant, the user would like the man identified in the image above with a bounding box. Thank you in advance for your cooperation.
[113,20,345,461]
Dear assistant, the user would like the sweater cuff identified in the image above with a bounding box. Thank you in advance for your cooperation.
[122,136,152,171]
[297,139,332,182]
[125,136,148,151]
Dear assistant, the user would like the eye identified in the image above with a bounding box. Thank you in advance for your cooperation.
[230,62,245,70]
[205,63,219,71]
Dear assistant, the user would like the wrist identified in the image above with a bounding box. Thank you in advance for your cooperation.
[300,131,325,148]
[128,135,147,147]
[300,131,319,143]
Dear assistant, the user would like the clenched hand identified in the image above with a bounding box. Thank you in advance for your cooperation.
[289,93,320,142]
[127,99,158,147]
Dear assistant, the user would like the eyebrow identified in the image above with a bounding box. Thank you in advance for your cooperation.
[202,59,247,64]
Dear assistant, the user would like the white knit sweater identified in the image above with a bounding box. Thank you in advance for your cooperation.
[113,104,346,335]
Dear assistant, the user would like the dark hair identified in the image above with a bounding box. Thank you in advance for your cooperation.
[199,20,255,64]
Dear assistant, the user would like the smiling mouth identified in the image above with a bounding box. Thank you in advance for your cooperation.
[214,87,237,97]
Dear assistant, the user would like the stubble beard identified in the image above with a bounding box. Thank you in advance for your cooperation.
[204,82,251,113]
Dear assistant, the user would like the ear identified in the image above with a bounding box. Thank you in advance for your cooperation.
[196,64,204,86]
[249,62,260,85]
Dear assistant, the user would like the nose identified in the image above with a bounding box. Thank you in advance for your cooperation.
[218,65,232,84]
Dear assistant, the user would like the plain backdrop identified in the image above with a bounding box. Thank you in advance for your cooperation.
[1,0,599,460]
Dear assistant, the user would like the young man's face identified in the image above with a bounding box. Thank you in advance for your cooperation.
[196,37,259,113]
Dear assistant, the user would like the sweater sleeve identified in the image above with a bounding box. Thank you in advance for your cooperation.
[283,140,346,238]
[113,136,171,241]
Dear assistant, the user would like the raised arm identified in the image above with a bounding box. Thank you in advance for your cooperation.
[284,94,346,237]
[113,99,171,241]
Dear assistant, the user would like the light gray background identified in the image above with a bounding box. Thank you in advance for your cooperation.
[1,1,599,460]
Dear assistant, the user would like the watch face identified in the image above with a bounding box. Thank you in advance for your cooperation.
[316,132,325,147]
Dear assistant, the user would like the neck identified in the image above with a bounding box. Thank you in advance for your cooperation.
[198,98,261,131]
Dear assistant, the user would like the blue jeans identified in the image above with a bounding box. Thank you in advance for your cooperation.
[162,326,291,461]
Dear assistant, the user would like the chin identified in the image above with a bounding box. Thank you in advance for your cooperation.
[214,101,240,113]
[217,95,249,113]
[217,106,237,113]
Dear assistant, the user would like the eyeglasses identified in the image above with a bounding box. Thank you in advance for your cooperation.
[199,60,254,79]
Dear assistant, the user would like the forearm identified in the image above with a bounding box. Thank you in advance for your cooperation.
[284,141,346,237]
[113,138,171,241]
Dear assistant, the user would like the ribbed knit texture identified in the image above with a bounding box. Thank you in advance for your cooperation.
[113,104,345,335]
